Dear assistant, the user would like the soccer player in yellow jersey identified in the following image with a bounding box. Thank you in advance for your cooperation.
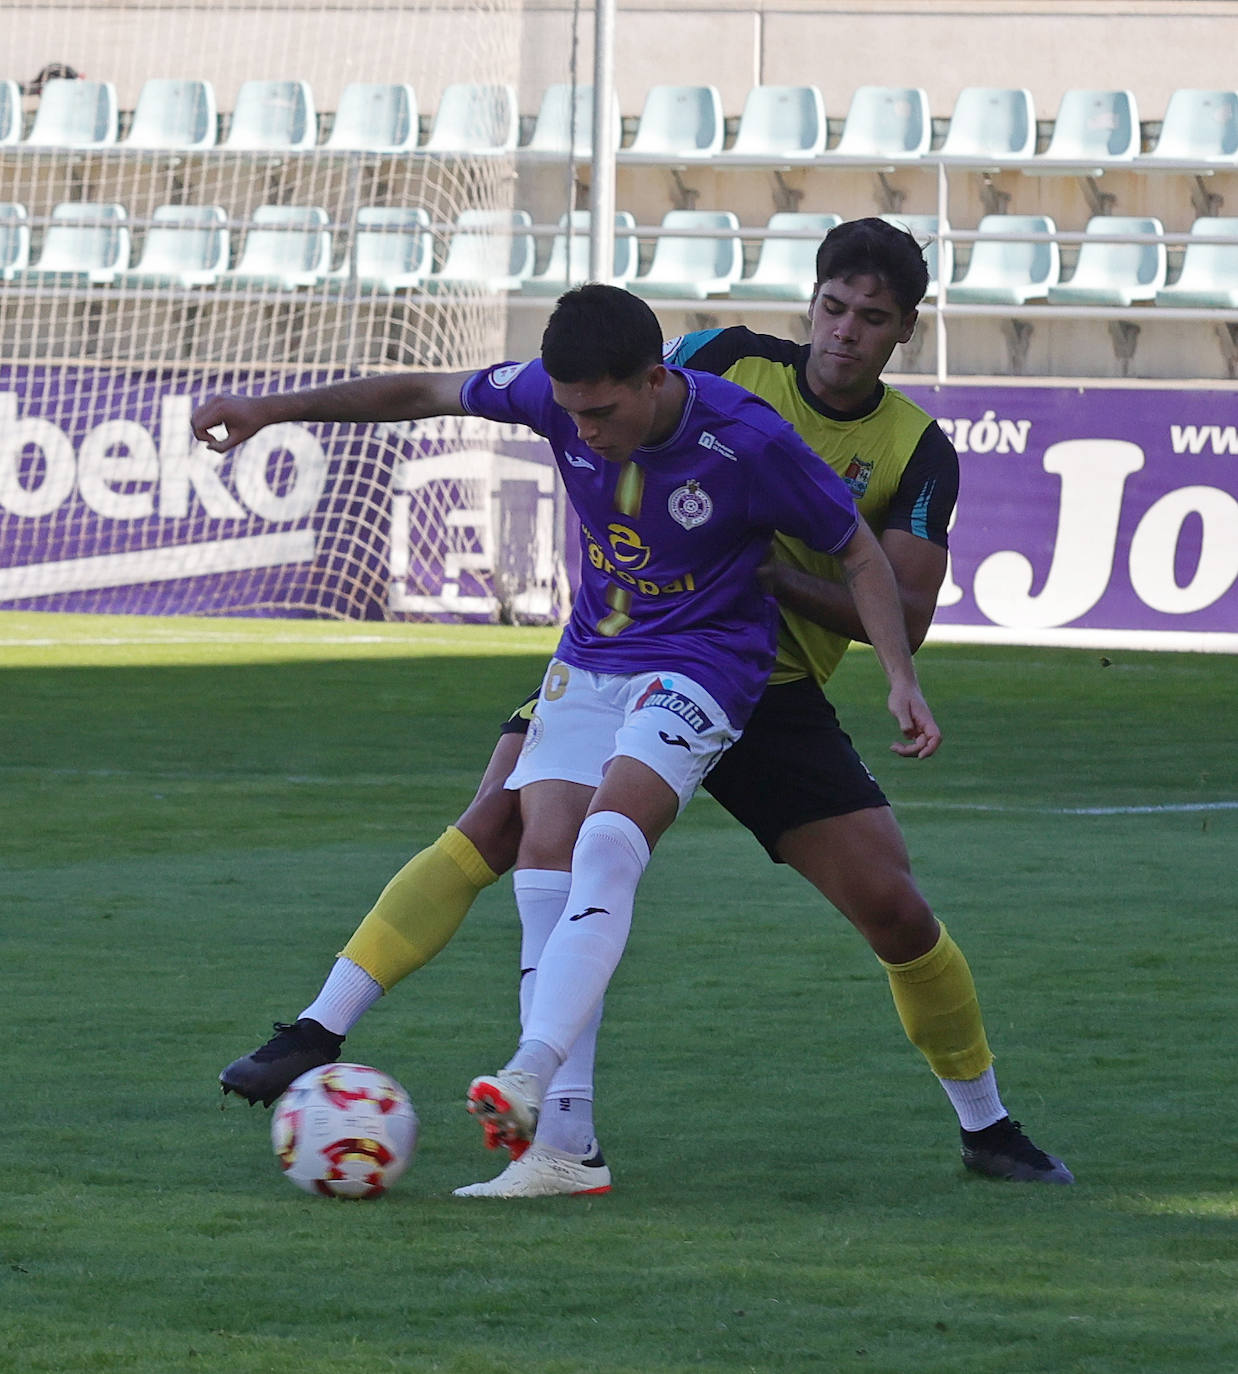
[213,219,1073,1193]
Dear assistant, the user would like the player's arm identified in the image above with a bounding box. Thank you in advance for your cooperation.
[191,370,476,453]
[759,528,944,652]
[833,519,940,759]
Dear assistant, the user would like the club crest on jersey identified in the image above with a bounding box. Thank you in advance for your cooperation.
[843,455,874,496]
[490,361,531,389]
[668,479,713,530]
[634,676,714,733]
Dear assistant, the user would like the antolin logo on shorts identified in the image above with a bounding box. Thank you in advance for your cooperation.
[634,676,713,733]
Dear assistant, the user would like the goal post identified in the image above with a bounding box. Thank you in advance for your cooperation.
[0,0,570,623]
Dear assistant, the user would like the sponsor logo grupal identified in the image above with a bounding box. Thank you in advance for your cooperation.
[634,676,713,733]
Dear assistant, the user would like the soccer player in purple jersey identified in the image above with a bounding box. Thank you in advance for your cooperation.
[194,284,939,1187]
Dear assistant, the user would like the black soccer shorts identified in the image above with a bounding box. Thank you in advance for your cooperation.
[498,675,886,861]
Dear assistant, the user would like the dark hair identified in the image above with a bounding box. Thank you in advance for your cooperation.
[814,217,929,314]
[540,283,663,383]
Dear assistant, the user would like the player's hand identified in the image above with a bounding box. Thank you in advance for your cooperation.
[887,684,941,759]
[191,394,272,452]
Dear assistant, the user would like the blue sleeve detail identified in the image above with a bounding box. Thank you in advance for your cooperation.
[910,479,936,539]
[664,328,725,367]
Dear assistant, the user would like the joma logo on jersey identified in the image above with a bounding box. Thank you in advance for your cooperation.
[634,677,714,733]
[583,526,697,596]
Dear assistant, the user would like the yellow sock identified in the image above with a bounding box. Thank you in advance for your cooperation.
[340,826,499,991]
[880,923,994,1081]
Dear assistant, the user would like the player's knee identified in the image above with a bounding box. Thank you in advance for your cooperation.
[456,782,522,875]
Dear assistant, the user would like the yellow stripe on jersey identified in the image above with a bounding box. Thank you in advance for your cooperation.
[717,355,934,686]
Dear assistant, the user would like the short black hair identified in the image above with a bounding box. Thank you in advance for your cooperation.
[541,283,663,384]
[814,218,929,315]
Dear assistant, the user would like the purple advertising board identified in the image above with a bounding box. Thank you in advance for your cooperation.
[902,385,1238,652]
[0,365,1235,651]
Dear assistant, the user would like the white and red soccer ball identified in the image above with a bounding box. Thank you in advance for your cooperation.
[271,1063,419,1199]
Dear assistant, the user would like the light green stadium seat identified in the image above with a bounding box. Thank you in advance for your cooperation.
[1155,217,1238,307]
[879,213,947,299]
[325,83,418,153]
[731,212,840,300]
[1145,89,1238,164]
[833,86,931,162]
[521,210,638,294]
[215,205,331,289]
[422,209,535,293]
[631,209,743,299]
[947,214,1059,304]
[523,84,619,160]
[325,206,432,293]
[113,205,229,289]
[1047,216,1166,305]
[939,87,1036,163]
[621,85,724,160]
[720,85,826,161]
[124,78,217,150]
[25,78,118,148]
[223,80,317,151]
[9,202,130,285]
[423,83,518,155]
[1027,89,1139,174]
[0,79,22,145]
[0,202,30,279]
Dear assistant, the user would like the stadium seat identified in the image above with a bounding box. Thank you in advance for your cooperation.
[939,87,1036,163]
[25,78,118,148]
[1155,217,1238,307]
[630,209,743,299]
[1046,216,1166,305]
[1027,89,1140,174]
[719,85,826,161]
[223,79,317,151]
[325,83,418,153]
[422,83,518,155]
[731,212,840,299]
[522,84,618,159]
[1143,88,1238,165]
[215,205,331,289]
[620,84,725,160]
[831,86,932,163]
[113,204,229,289]
[0,79,22,145]
[0,203,30,279]
[422,209,535,293]
[879,213,948,299]
[326,206,432,292]
[521,210,638,293]
[947,214,1059,304]
[123,78,218,150]
[9,202,130,285]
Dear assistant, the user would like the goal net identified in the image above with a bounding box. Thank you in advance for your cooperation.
[0,0,570,623]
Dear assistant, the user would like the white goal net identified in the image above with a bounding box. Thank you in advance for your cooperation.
[0,0,570,623]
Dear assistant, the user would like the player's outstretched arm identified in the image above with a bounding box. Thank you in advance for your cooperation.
[190,370,477,453]
[835,520,941,759]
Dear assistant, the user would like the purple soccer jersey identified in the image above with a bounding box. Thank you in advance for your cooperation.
[461,360,859,725]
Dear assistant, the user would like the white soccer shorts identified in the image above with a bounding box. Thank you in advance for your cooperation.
[503,660,741,811]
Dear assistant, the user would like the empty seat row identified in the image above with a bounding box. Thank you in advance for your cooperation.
[3,77,1238,168]
[4,202,1236,307]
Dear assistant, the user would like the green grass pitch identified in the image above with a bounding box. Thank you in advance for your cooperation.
[2,611,1235,1374]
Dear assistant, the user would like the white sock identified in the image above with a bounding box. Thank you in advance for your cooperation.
[514,868,604,1107]
[299,957,384,1036]
[939,1066,1007,1132]
[519,810,650,1062]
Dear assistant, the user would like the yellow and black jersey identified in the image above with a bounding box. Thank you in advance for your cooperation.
[666,326,958,686]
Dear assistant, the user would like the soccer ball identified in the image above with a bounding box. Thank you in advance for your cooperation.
[271,1063,419,1199]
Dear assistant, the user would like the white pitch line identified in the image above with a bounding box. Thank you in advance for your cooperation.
[895,800,1238,816]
